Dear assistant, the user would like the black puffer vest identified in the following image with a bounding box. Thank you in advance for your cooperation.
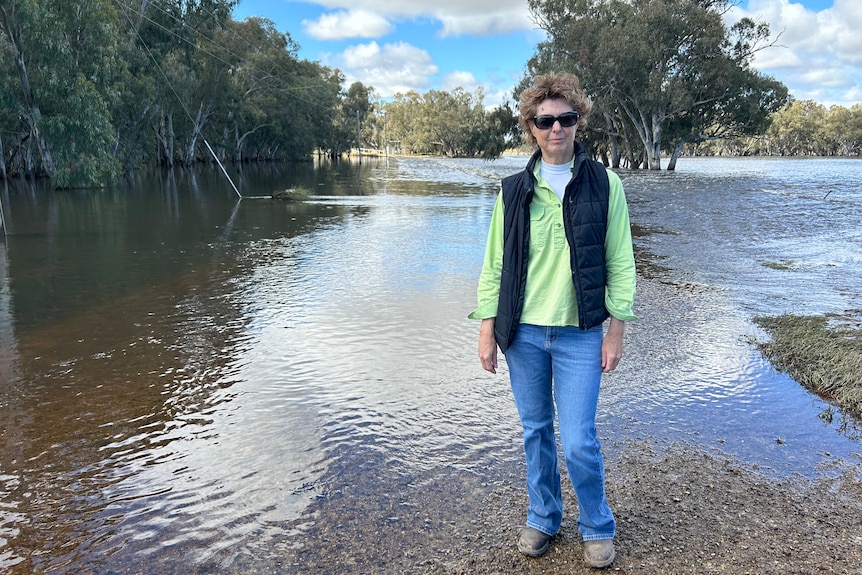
[494,145,610,354]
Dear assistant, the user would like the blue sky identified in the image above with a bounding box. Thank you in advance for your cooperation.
[232,0,862,107]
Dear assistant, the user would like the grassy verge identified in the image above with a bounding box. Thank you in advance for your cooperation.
[753,311,862,420]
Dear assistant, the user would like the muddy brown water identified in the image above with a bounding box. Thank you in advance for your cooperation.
[1,156,860,573]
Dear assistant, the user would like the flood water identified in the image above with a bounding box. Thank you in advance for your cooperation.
[1,155,861,573]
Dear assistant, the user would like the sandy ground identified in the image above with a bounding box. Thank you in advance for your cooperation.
[223,438,862,575]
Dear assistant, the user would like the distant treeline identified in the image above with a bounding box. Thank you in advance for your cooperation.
[686,100,862,158]
[1,1,859,188]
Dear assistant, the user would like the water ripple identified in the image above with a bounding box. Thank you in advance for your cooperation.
[2,157,860,573]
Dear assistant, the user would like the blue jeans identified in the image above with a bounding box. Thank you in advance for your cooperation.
[505,323,615,541]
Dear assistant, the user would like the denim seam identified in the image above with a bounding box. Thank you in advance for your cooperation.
[582,532,615,541]
[525,520,558,537]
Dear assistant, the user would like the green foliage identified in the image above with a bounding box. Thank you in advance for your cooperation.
[525,0,789,169]
[318,80,374,157]
[0,0,124,186]
[384,88,515,158]
[825,104,862,156]
[481,101,521,159]
[693,101,862,157]
[767,100,828,156]
[48,75,121,188]
[0,0,344,183]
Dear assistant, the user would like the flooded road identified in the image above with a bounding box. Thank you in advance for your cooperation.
[0,156,860,573]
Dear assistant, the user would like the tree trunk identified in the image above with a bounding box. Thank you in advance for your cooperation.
[186,101,212,165]
[136,0,149,31]
[234,123,270,164]
[154,113,174,167]
[667,141,686,171]
[619,100,662,170]
[602,112,623,169]
[648,112,662,170]
[0,134,6,180]
[168,112,175,165]
[0,4,57,179]
[609,138,621,169]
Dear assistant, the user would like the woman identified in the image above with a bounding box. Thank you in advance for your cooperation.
[468,73,636,569]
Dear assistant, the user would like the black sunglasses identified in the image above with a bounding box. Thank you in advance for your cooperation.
[532,111,580,130]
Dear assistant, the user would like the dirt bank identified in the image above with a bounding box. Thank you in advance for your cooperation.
[456,440,862,575]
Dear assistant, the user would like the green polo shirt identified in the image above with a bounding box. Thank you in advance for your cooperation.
[468,161,637,325]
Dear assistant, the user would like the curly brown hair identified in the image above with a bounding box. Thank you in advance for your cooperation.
[518,73,592,145]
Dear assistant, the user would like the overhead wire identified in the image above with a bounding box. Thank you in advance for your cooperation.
[114,0,242,196]
[112,0,352,172]
[120,0,338,104]
[189,0,356,101]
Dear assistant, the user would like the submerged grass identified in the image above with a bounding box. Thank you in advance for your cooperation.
[762,260,795,270]
[271,186,312,201]
[754,311,862,419]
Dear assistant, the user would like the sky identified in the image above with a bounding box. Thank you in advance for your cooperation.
[231,0,862,108]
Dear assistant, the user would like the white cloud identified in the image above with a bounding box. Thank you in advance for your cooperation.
[728,0,862,106]
[827,0,862,65]
[304,0,531,37]
[334,41,439,96]
[798,66,854,88]
[436,9,534,37]
[303,9,394,40]
[440,71,479,92]
[285,1,539,105]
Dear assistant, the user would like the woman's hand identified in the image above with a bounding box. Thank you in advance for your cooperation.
[602,317,625,373]
[478,318,498,374]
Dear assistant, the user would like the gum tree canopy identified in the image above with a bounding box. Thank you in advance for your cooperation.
[526,0,788,169]
[0,0,340,186]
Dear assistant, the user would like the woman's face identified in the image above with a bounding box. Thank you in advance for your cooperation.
[530,98,577,165]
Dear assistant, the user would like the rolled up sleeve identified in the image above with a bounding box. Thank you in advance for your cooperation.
[468,192,504,320]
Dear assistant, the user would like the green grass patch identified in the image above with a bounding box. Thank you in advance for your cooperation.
[272,186,311,201]
[753,312,862,419]
[762,260,795,270]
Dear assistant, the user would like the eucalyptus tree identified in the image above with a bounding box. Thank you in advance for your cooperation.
[767,100,829,156]
[0,0,124,186]
[526,0,787,170]
[212,17,308,161]
[131,0,239,166]
[660,17,788,169]
[293,64,346,158]
[824,104,862,157]
[385,91,422,154]
[420,88,487,157]
[689,101,862,157]
[481,101,520,159]
[0,0,56,179]
[338,81,374,155]
[351,87,386,152]
[365,98,387,153]
[112,22,160,172]
[385,87,505,157]
[209,14,344,161]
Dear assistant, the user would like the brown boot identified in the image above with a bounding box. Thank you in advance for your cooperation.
[517,526,551,557]
[583,539,615,568]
